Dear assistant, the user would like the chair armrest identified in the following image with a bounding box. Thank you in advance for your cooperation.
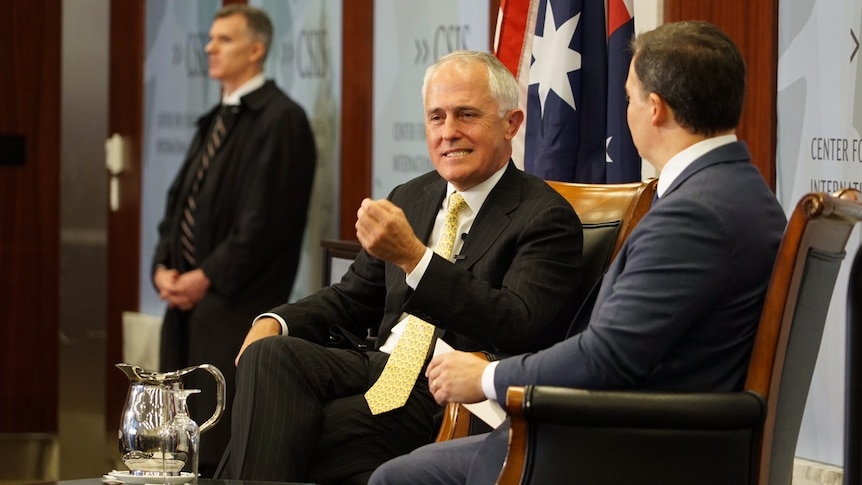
[497,386,765,485]
[520,386,765,428]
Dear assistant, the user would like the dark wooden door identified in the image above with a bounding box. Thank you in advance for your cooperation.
[0,0,62,434]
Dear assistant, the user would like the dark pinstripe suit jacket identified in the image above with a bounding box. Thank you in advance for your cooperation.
[271,161,584,355]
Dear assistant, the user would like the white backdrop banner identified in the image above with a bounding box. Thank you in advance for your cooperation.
[372,0,489,198]
[252,0,342,301]
[777,0,862,466]
[140,0,221,317]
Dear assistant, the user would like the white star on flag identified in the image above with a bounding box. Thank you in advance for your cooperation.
[529,2,581,116]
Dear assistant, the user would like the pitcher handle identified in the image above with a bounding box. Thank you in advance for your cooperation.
[196,363,226,433]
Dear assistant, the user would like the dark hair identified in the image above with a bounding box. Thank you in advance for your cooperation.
[631,21,745,136]
[214,4,273,64]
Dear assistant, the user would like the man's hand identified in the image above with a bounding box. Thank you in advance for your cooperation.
[355,198,427,274]
[154,266,191,309]
[172,269,210,309]
[235,317,281,366]
[154,266,179,293]
[425,351,490,405]
[156,268,210,311]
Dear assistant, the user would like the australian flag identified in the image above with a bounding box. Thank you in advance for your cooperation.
[494,0,640,183]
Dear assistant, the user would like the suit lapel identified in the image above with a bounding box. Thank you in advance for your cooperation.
[402,176,447,245]
[457,162,521,269]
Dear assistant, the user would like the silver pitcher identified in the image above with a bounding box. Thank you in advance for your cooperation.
[116,363,225,476]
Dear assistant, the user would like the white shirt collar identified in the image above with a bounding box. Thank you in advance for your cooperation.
[222,73,266,106]
[444,163,508,215]
[657,134,737,197]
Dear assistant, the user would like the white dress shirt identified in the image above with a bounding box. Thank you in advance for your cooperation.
[222,73,265,106]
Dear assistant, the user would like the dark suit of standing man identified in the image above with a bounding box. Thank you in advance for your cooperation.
[369,21,789,485]
[215,51,583,484]
[152,5,315,477]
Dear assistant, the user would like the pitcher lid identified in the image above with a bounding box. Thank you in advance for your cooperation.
[115,363,184,384]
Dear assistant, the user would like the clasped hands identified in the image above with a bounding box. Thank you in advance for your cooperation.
[154,267,210,312]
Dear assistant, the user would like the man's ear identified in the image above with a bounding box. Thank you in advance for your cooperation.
[649,93,669,127]
[249,41,266,65]
[503,109,525,140]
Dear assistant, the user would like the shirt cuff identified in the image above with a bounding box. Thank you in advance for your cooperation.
[253,312,288,336]
[481,360,500,402]
[405,247,434,289]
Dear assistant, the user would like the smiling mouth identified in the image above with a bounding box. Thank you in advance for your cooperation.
[444,149,472,158]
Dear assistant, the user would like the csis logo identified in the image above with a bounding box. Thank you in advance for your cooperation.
[295,29,328,79]
[172,32,209,78]
[433,24,470,60]
[415,25,473,65]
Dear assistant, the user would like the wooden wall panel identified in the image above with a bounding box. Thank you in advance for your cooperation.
[489,0,501,49]
[106,0,145,432]
[339,0,374,239]
[0,0,61,433]
[664,0,779,190]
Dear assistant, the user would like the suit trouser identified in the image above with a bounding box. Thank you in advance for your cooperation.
[215,335,441,483]
[368,423,509,485]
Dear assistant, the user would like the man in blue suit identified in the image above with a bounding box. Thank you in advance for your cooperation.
[369,20,788,485]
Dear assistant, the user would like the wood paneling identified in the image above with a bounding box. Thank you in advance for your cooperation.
[339,0,374,239]
[489,0,501,48]
[665,0,779,190]
[0,0,61,433]
[106,0,145,432]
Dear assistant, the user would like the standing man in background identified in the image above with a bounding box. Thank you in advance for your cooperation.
[151,4,316,476]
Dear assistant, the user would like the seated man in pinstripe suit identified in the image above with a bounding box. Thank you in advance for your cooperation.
[215,50,584,484]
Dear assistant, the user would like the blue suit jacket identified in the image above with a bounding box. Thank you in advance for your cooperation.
[495,141,787,396]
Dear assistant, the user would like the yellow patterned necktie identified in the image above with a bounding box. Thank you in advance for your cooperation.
[365,192,467,415]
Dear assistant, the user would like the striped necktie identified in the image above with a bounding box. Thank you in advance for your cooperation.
[180,106,231,267]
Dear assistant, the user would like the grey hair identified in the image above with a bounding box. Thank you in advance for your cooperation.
[422,50,519,117]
